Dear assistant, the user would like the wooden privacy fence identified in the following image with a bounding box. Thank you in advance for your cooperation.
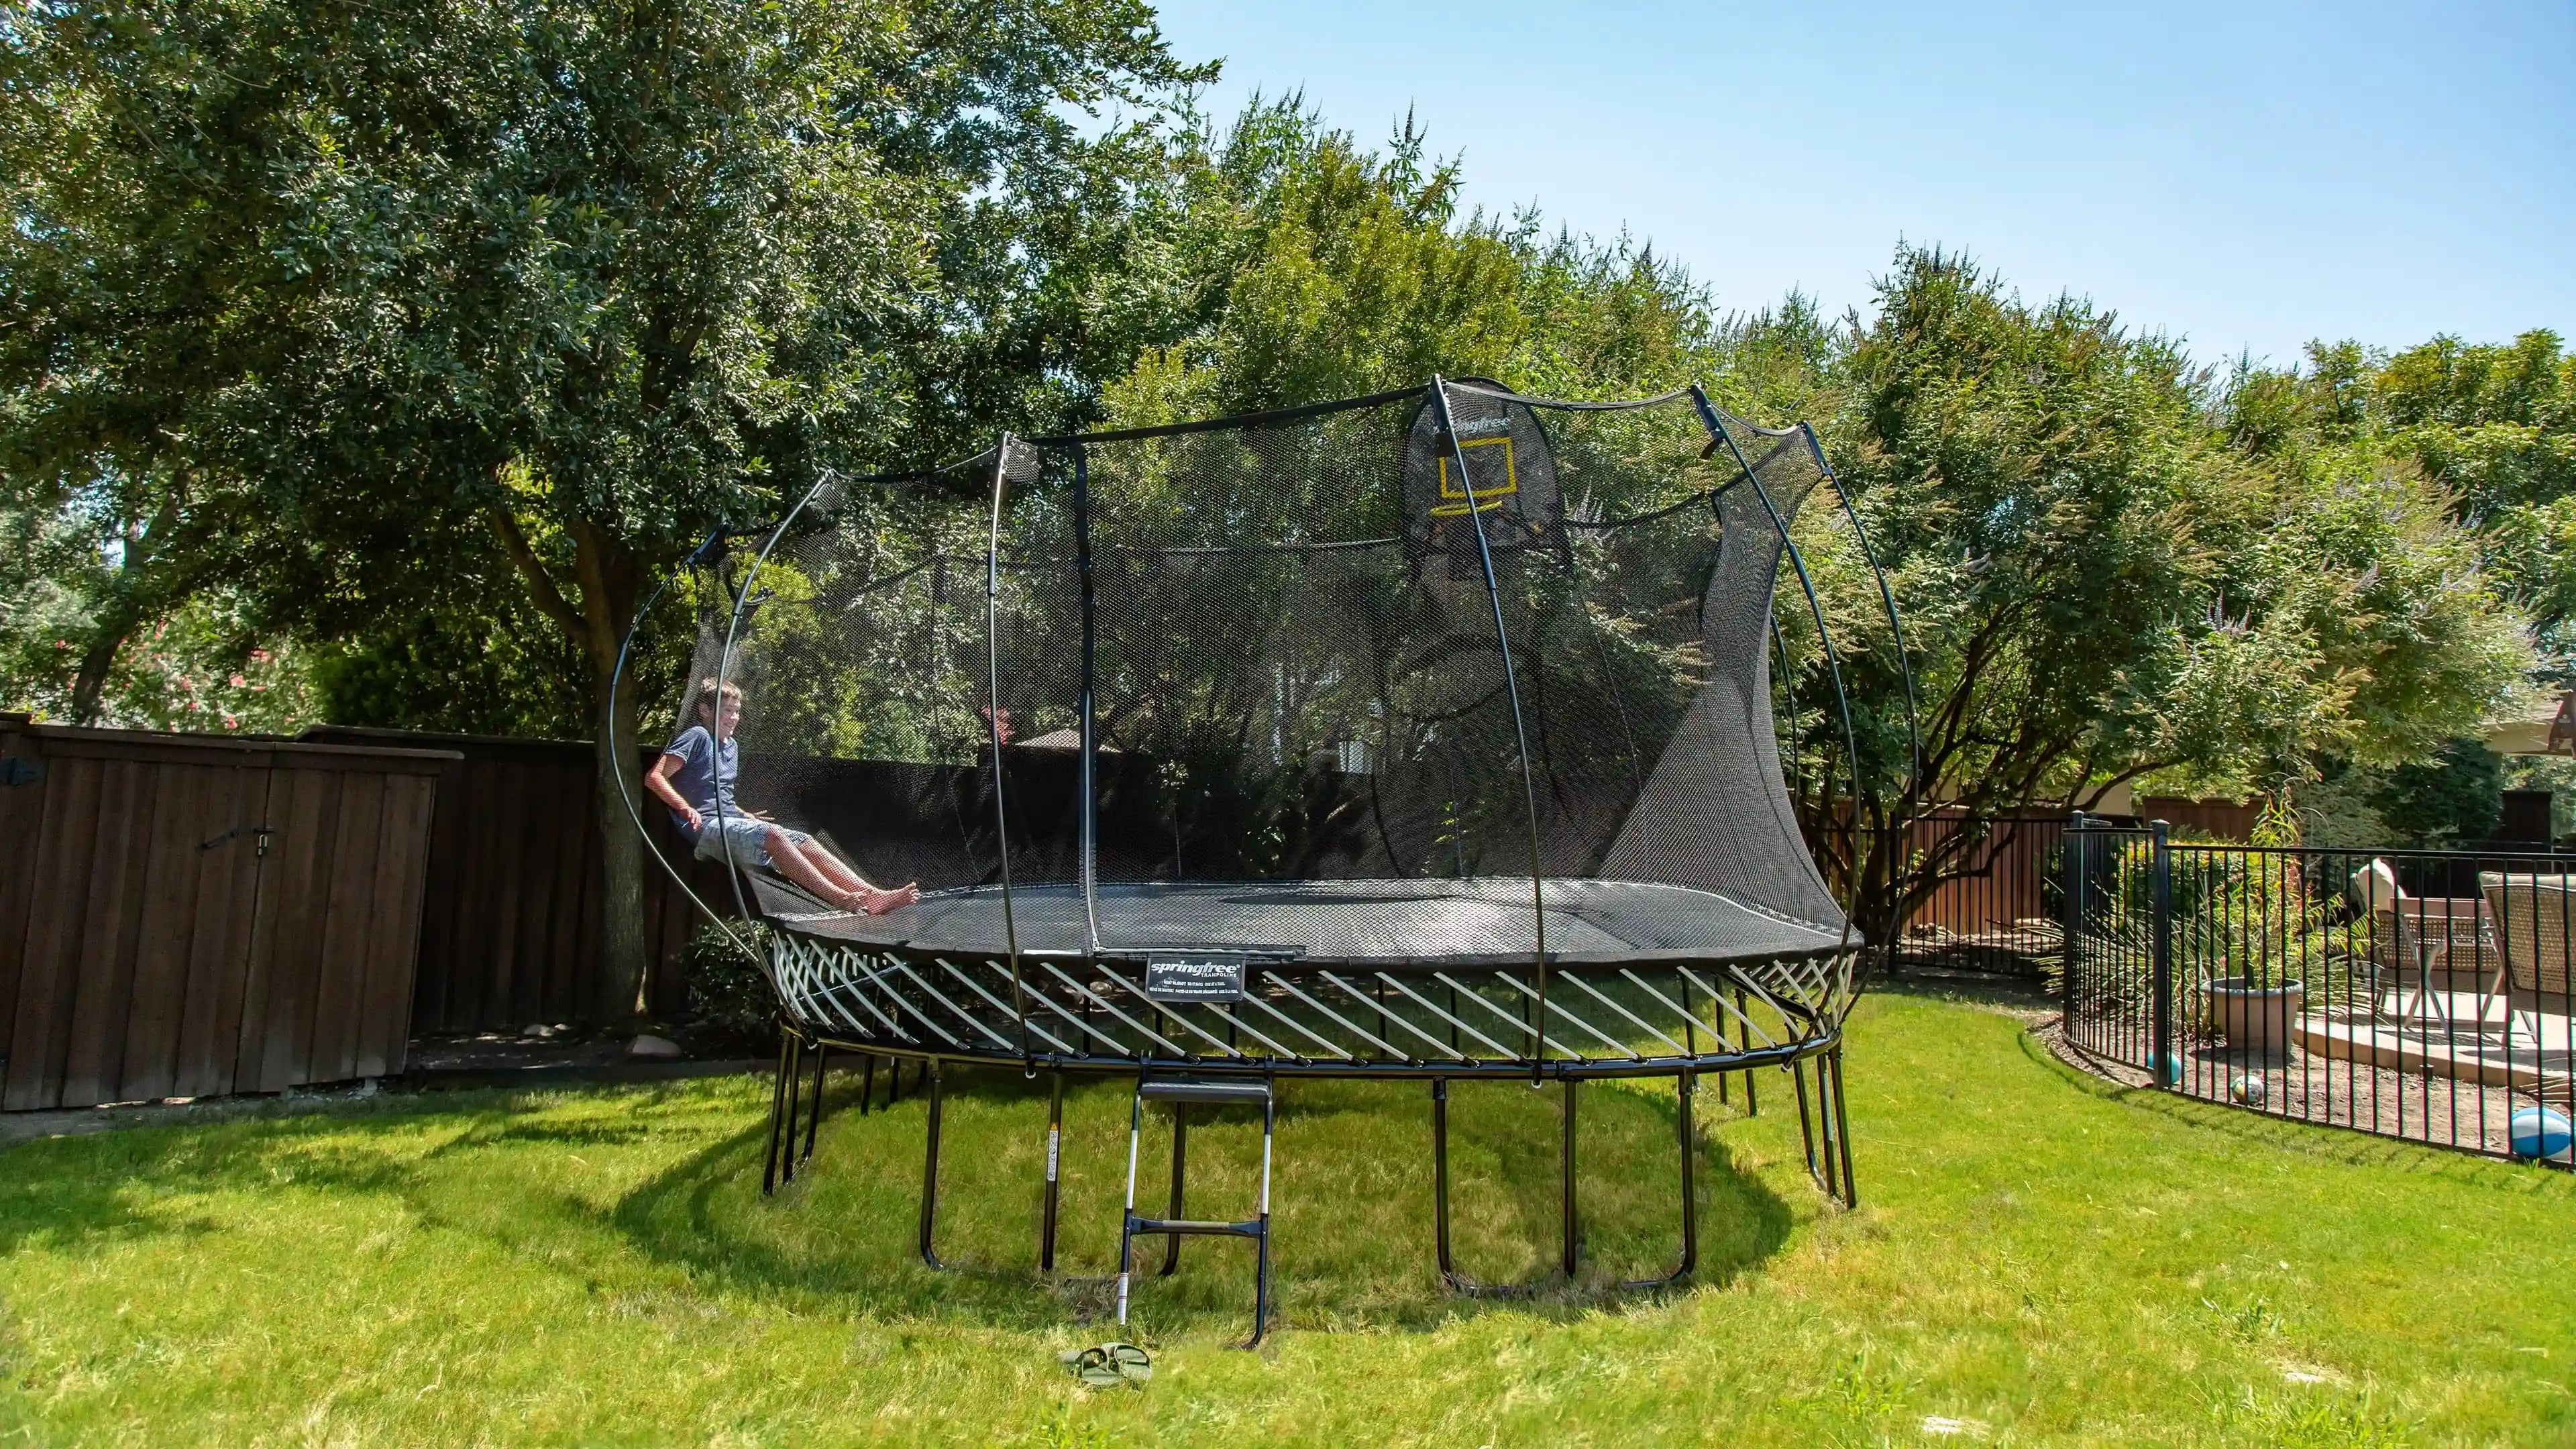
[1878,798,2257,959]
[0,717,452,1109]
[296,729,724,1034]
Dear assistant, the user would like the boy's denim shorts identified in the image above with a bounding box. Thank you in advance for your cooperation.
[693,815,810,870]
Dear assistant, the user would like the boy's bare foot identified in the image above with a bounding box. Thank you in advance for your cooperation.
[860,883,920,916]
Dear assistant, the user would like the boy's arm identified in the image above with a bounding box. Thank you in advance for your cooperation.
[643,752,700,830]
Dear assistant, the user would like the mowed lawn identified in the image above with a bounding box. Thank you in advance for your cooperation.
[1,987,2570,1447]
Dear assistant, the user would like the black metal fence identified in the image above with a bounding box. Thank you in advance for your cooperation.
[2061,818,2575,1166]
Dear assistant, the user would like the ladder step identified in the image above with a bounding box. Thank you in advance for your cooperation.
[1130,1216,1263,1238]
[1138,1077,1273,1105]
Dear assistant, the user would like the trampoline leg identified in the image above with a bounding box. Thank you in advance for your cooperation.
[779,1032,806,1186]
[1621,1069,1698,1291]
[1116,1081,1142,1329]
[1791,1058,1833,1199]
[1040,1071,1064,1273]
[1160,1107,1187,1277]
[1818,1061,1843,1202]
[859,1053,875,1117]
[1429,1077,1539,1299]
[762,1029,793,1197]
[1244,1087,1273,1351]
[1560,1077,1580,1279]
[918,1059,947,1271]
[1431,1079,1456,1284]
[1831,1049,1859,1210]
[1739,987,1759,1117]
[801,1042,828,1165]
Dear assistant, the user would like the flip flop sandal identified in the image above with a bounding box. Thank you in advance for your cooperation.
[1059,1342,1152,1387]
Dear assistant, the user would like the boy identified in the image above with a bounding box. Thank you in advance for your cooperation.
[646,678,920,916]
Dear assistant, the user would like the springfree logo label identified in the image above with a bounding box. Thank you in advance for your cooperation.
[1143,953,1248,1004]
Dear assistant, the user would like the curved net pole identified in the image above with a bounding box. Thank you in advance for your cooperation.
[1805,425,1923,808]
[608,532,761,965]
[1804,425,1923,973]
[1688,387,1864,954]
[1428,376,1552,1085]
[983,436,1030,1069]
[1073,444,1100,964]
[715,470,847,934]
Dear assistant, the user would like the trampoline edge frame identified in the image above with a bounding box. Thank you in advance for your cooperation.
[756,945,1860,1316]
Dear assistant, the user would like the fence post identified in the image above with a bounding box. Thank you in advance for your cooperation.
[2149,818,2174,1088]
[2060,812,2086,1032]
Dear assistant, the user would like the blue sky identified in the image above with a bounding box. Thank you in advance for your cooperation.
[1148,1,2573,369]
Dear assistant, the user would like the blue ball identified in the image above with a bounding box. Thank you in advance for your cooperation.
[2510,1107,2573,1163]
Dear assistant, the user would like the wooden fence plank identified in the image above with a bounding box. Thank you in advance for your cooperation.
[357,775,436,1077]
[4,753,100,1110]
[116,762,209,1102]
[174,763,266,1098]
[60,758,151,1107]
[308,769,386,1083]
[0,724,48,1062]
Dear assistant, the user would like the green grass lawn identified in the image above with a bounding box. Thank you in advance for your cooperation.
[1,984,2570,1447]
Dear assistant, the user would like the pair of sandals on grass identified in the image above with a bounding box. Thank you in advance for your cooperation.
[1060,1342,1152,1387]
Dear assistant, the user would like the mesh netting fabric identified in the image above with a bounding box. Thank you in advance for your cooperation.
[686,384,1850,971]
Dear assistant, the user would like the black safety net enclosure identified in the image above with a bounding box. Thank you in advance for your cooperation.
[639,379,1882,1323]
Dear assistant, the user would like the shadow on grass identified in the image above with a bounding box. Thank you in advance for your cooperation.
[606,1064,1796,1337]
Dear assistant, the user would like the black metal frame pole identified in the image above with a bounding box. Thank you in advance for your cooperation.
[1429,378,1552,1087]
[918,1059,947,1269]
[1791,1055,1821,1190]
[2151,820,2174,1088]
[1804,427,1923,816]
[779,1032,805,1185]
[983,440,1027,1063]
[1073,443,1101,983]
[1040,1070,1064,1272]
[2062,812,2085,1035]
[1673,1069,1699,1277]
[1430,1078,1455,1283]
[763,1027,794,1196]
[1830,1048,1858,1208]
[1159,1104,1187,1277]
[859,1053,876,1117]
[802,1042,828,1164]
[1739,983,1759,1116]
[1560,1077,1580,1277]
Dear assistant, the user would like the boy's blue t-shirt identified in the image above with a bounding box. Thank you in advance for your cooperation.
[663,724,739,837]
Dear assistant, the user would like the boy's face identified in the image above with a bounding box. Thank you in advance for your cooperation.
[706,694,743,739]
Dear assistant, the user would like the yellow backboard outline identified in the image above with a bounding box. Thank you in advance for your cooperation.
[1430,435,1517,517]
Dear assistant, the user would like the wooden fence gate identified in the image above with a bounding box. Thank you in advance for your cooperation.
[0,718,454,1109]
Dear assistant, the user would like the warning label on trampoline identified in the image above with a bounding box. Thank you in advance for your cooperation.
[1143,954,1248,1004]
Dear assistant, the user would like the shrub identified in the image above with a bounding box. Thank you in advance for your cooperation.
[680,919,776,1043]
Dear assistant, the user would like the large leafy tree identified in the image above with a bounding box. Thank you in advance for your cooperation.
[1801,250,2530,941]
[2,0,1203,1019]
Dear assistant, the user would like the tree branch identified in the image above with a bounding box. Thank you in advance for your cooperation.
[489,502,587,648]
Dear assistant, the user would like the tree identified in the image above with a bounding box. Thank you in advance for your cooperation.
[1,0,1205,1021]
[1801,250,2530,943]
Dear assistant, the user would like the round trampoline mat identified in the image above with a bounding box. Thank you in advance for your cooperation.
[751,875,1845,968]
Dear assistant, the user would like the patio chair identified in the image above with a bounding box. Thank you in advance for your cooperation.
[2477,871,2576,1047]
[2346,859,2505,1027]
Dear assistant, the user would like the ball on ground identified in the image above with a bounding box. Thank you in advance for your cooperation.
[2509,1106,2573,1163]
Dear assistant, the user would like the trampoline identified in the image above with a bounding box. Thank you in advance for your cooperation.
[620,377,1911,1344]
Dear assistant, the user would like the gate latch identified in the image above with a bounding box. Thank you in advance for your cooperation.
[201,823,277,857]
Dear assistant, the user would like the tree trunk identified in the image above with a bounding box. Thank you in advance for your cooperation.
[572,527,651,1026]
[68,629,124,724]
[490,496,657,1027]
[590,646,651,1024]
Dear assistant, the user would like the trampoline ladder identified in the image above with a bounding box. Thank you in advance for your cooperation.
[1118,1073,1275,1349]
